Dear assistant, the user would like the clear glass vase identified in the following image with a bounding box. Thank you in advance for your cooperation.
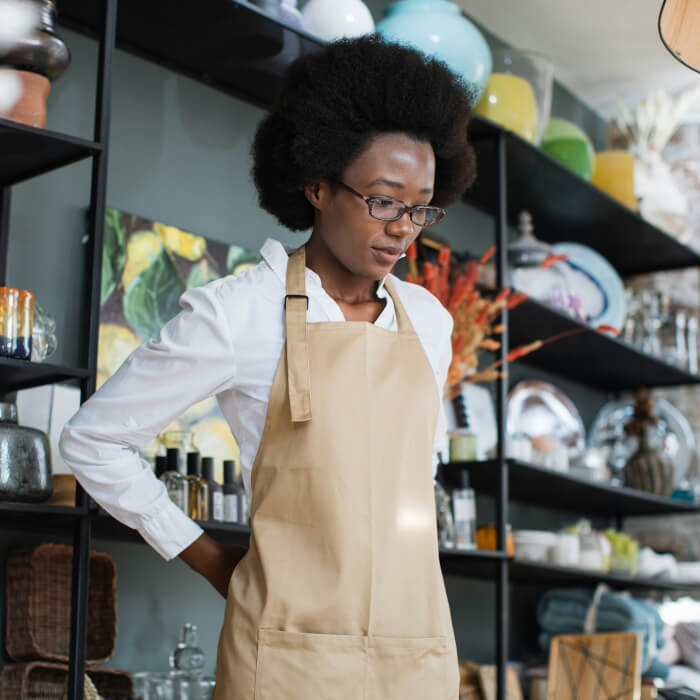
[476,48,553,144]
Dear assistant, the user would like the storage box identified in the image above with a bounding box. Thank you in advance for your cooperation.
[0,661,132,700]
[5,543,117,664]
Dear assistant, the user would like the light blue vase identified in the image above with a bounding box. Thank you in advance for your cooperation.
[376,0,492,103]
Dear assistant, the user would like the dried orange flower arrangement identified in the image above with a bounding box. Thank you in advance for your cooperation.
[404,238,618,399]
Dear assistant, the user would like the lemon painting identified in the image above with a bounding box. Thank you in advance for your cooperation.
[98,208,261,482]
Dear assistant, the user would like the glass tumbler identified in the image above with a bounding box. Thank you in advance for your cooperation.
[0,287,19,358]
[16,289,34,360]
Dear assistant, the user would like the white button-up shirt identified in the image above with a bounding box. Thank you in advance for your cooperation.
[59,239,453,561]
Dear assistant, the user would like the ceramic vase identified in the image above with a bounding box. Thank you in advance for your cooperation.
[376,0,492,103]
[301,0,375,41]
[0,0,70,128]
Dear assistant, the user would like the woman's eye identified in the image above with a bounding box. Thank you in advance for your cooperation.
[373,199,395,208]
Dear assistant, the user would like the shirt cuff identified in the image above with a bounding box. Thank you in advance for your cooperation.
[137,499,205,561]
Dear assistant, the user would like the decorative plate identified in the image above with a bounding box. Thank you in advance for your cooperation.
[507,380,586,457]
[551,242,627,333]
[588,397,695,488]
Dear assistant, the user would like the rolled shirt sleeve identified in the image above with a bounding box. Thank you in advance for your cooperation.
[59,281,236,560]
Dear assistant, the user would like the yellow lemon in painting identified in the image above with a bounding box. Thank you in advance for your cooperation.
[191,417,239,483]
[121,231,163,289]
[155,222,206,261]
[97,323,141,388]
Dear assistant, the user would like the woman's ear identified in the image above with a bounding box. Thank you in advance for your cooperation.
[304,181,329,210]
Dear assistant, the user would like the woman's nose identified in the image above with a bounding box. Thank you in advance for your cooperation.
[386,211,416,238]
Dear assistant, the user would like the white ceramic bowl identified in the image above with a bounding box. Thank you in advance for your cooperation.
[513,530,558,561]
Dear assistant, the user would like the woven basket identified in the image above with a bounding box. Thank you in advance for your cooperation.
[0,661,132,700]
[5,543,117,665]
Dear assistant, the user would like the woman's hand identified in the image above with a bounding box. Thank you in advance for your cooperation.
[179,533,246,598]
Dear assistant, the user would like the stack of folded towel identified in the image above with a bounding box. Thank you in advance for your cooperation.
[537,586,669,678]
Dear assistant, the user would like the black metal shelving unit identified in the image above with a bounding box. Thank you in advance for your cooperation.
[0,2,697,698]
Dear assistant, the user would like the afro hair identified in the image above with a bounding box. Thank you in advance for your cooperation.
[252,35,478,231]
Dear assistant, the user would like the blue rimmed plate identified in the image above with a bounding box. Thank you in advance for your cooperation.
[552,242,626,333]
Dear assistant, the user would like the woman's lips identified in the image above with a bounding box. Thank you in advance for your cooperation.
[370,246,402,266]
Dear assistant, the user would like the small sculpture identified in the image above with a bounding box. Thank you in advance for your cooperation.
[623,388,674,496]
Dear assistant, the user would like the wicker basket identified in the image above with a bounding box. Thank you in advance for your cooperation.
[5,543,117,665]
[0,661,132,700]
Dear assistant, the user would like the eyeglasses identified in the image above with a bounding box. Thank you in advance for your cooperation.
[336,181,446,228]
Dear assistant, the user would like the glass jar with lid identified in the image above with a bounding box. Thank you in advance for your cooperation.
[508,211,578,318]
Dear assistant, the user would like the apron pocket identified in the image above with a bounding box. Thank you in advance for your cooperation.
[254,628,366,700]
[367,635,456,700]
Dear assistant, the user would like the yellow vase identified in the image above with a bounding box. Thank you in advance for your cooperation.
[475,73,538,142]
[591,150,637,210]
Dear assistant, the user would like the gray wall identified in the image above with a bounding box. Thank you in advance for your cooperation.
[2,6,611,678]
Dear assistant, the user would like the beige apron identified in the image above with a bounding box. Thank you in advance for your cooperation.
[212,247,459,700]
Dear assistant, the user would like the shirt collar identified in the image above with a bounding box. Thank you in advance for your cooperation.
[260,238,392,297]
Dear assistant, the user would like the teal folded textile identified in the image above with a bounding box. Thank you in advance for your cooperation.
[537,587,666,674]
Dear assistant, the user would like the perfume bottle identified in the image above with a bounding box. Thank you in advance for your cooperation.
[186,452,210,521]
[452,471,476,550]
[156,453,189,513]
[223,459,239,524]
[166,446,183,475]
[202,456,223,522]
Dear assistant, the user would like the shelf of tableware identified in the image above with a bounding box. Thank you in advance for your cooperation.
[0,117,102,187]
[0,356,92,394]
[467,116,700,277]
[54,0,700,278]
[442,460,700,517]
[89,510,700,591]
[508,299,700,390]
[509,559,700,592]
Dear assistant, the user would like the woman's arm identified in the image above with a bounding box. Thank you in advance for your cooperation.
[59,281,238,561]
[180,533,247,598]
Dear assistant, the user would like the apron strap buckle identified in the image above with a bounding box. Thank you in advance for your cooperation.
[284,294,309,309]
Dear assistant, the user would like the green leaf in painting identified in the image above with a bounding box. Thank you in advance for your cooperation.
[101,208,127,305]
[123,248,186,340]
[187,259,219,289]
[227,245,261,275]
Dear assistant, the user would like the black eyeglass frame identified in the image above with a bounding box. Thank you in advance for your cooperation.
[335,180,446,227]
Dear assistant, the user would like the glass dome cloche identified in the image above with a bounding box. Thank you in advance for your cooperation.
[376,0,492,103]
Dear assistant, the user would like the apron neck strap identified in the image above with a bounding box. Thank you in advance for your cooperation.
[283,246,418,422]
[285,247,312,422]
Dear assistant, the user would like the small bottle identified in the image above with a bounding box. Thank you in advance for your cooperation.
[16,289,34,360]
[237,472,249,525]
[167,446,183,475]
[186,452,210,521]
[202,456,223,521]
[223,459,239,524]
[156,454,189,513]
[452,471,476,550]
[171,623,206,676]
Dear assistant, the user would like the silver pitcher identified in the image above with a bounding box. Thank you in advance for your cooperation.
[0,392,52,502]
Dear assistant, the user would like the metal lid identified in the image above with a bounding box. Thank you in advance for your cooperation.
[508,211,553,268]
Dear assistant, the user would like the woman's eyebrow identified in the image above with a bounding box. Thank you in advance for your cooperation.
[366,177,433,194]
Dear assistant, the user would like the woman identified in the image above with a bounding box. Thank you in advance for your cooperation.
[60,35,476,699]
